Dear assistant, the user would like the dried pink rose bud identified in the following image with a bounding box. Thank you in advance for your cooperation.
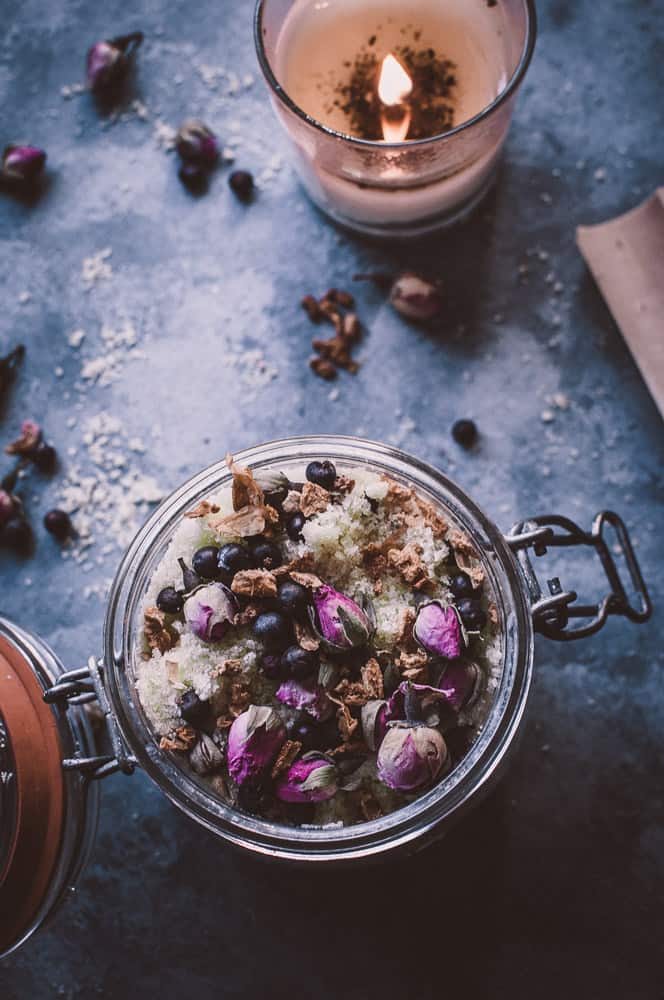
[275,677,333,721]
[2,145,47,185]
[227,705,285,786]
[0,489,15,525]
[387,669,480,720]
[389,273,443,322]
[413,600,463,659]
[377,724,448,792]
[183,582,238,642]
[309,584,374,653]
[361,699,389,751]
[275,754,338,803]
[5,419,41,456]
[175,120,219,167]
[86,32,144,93]
[437,661,481,711]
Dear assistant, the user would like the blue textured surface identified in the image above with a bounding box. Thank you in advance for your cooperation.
[1,0,663,996]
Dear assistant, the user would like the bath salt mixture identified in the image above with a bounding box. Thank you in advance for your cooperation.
[135,454,502,826]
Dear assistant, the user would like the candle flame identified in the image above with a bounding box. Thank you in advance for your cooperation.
[377,53,413,106]
[378,54,413,142]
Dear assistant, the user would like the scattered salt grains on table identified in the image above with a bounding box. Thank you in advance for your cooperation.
[82,248,113,288]
[67,329,85,349]
[79,322,143,388]
[54,414,164,584]
[60,82,86,100]
[153,119,176,150]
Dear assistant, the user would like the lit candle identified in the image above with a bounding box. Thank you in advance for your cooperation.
[377,54,413,143]
[255,0,536,238]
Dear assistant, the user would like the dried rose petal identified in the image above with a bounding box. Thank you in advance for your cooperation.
[2,145,46,185]
[227,706,285,786]
[309,584,374,652]
[275,755,338,803]
[275,677,333,721]
[413,600,463,659]
[183,582,238,642]
[361,699,389,751]
[377,724,447,791]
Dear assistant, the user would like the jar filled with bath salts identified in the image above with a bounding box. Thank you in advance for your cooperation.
[0,436,651,956]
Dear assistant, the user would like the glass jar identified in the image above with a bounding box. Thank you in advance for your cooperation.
[0,436,651,955]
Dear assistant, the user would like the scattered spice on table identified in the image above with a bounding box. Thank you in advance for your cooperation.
[303,287,363,380]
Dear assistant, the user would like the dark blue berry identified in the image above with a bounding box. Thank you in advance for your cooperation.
[281,645,318,680]
[253,611,293,650]
[229,170,254,201]
[286,512,306,541]
[179,689,211,728]
[32,441,57,472]
[305,460,336,491]
[456,598,487,630]
[452,419,478,448]
[0,516,31,551]
[449,572,474,599]
[157,586,184,615]
[277,580,310,619]
[287,715,337,751]
[192,545,220,579]
[217,543,252,582]
[260,654,283,680]
[250,538,283,569]
[43,508,71,540]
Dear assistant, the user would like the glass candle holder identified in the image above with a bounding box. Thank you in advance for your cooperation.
[255,0,537,238]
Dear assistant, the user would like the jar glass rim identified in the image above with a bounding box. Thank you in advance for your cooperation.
[104,436,534,862]
[253,0,538,150]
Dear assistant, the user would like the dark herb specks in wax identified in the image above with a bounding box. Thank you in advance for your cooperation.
[331,27,458,141]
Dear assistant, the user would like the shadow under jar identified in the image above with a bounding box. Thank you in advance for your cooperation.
[0,436,651,958]
[254,0,537,238]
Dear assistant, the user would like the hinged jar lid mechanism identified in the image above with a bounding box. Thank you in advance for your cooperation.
[506,510,651,640]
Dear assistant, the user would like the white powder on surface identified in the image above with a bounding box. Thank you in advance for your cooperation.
[82,248,113,288]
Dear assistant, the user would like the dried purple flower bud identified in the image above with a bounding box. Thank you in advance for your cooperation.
[5,419,41,456]
[309,584,374,653]
[0,489,14,526]
[183,582,238,642]
[275,754,338,803]
[387,667,480,722]
[227,705,286,786]
[389,272,443,322]
[1,145,47,185]
[276,677,334,721]
[175,120,219,167]
[361,699,389,751]
[437,661,481,711]
[86,32,143,93]
[377,724,448,792]
[413,600,463,659]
